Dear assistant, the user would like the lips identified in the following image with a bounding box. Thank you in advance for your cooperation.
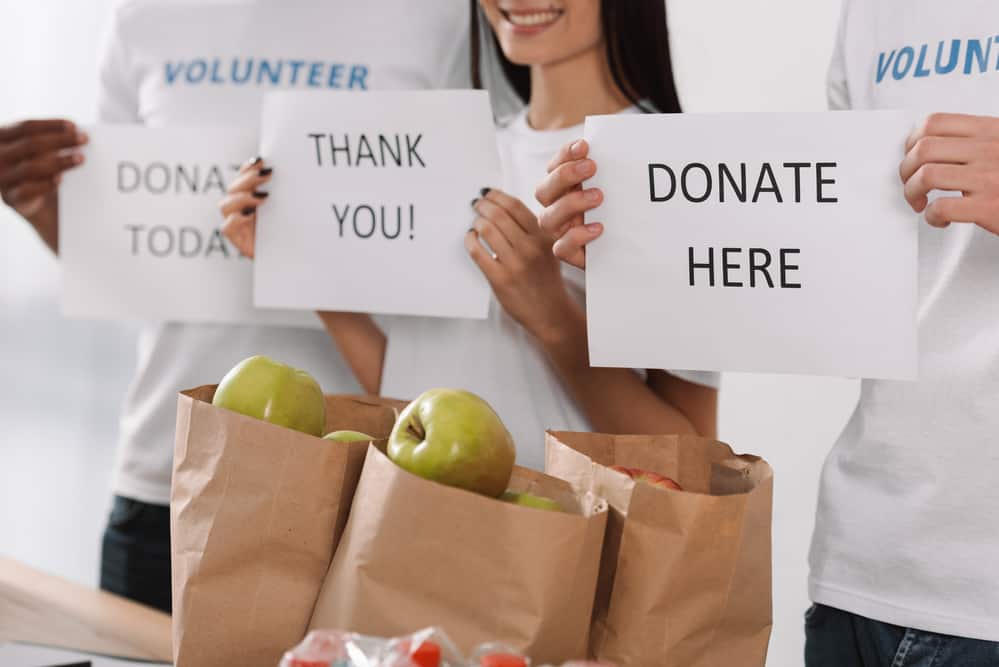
[499,6,565,30]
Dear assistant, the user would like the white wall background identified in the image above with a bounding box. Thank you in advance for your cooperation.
[0,2,851,666]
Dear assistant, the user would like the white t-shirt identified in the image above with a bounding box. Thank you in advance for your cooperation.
[97,0,470,505]
[381,109,719,472]
[809,0,999,640]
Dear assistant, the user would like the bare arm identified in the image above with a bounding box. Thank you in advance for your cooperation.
[316,311,386,396]
[538,298,716,436]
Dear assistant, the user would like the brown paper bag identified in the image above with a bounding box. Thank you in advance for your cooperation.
[545,431,773,667]
[309,445,608,664]
[170,385,404,667]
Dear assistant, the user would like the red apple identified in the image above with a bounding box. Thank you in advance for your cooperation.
[610,465,682,491]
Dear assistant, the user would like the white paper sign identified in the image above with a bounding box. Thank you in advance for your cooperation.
[584,111,918,380]
[60,125,318,327]
[254,90,499,318]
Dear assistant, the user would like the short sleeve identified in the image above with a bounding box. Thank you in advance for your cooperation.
[827,0,852,111]
[96,3,141,123]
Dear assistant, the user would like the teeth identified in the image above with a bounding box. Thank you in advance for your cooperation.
[507,10,561,26]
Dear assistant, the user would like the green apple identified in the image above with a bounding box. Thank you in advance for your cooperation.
[323,430,375,442]
[501,491,563,513]
[213,355,326,437]
[387,388,515,497]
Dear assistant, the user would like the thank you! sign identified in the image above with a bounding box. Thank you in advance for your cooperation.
[253,90,499,319]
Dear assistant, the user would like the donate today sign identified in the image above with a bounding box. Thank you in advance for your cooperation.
[60,125,317,327]
[584,111,918,380]
[253,90,500,319]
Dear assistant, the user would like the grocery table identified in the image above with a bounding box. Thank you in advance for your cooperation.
[0,556,171,662]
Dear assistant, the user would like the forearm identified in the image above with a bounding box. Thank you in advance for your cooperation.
[539,301,701,436]
[316,311,386,395]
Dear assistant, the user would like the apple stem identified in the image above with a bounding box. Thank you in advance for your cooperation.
[407,422,424,440]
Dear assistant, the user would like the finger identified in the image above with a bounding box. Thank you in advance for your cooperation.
[480,188,537,234]
[221,212,256,258]
[0,119,76,143]
[906,113,999,152]
[535,158,596,207]
[552,223,603,270]
[0,129,88,164]
[923,195,978,228]
[904,164,976,212]
[464,228,505,281]
[899,136,984,183]
[0,151,83,187]
[545,138,588,174]
[474,196,529,250]
[3,179,57,206]
[537,187,603,239]
[227,163,272,194]
[219,190,263,218]
[472,214,515,260]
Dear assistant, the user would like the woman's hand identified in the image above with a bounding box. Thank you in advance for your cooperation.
[535,139,605,268]
[219,156,272,257]
[465,188,575,344]
[900,112,999,236]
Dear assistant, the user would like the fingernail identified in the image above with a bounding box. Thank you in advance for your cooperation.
[468,227,476,233]
[586,222,603,234]
[77,131,89,144]
[72,153,84,164]
[259,167,273,176]
[570,140,585,158]
[470,198,479,208]
[252,190,269,199]
[584,188,601,202]
[575,160,595,177]
[250,156,262,166]
[479,187,491,197]
[241,207,255,216]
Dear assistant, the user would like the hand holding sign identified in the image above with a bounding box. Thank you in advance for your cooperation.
[0,118,88,251]
[536,138,603,269]
[900,112,999,235]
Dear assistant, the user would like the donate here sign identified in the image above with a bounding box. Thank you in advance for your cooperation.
[60,125,317,326]
[584,111,918,380]
[254,90,500,319]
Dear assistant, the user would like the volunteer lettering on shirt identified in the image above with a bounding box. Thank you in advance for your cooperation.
[876,36,999,83]
[306,132,425,241]
[164,58,370,89]
[646,160,840,289]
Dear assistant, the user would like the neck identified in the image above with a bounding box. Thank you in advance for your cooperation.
[527,43,631,130]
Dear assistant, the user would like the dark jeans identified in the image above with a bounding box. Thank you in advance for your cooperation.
[99,495,172,614]
[805,603,999,667]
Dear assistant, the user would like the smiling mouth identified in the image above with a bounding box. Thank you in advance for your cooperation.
[499,7,565,29]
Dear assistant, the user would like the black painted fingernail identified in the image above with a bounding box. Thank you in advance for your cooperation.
[252,190,268,199]
[259,167,273,176]
[470,198,478,208]
[249,156,262,166]
[468,227,476,233]
[241,206,255,216]
[480,187,491,197]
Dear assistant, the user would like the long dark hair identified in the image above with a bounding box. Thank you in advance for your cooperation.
[469,1,682,114]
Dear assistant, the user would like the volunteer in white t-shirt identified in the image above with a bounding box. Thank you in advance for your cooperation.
[223,0,718,471]
[0,0,469,613]
[537,0,999,663]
